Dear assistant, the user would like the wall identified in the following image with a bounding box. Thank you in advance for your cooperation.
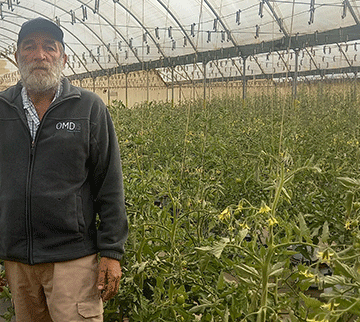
[71,70,279,107]
[0,68,357,107]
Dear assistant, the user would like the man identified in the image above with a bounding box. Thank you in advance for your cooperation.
[0,17,128,321]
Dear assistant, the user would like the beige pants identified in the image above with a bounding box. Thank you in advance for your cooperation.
[4,254,103,322]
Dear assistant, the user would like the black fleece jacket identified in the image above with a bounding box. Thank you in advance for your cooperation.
[0,78,128,264]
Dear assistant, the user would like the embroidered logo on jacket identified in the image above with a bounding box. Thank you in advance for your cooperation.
[55,121,81,132]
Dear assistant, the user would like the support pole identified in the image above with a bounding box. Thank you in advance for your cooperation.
[354,71,358,102]
[166,84,169,103]
[242,56,247,100]
[171,66,174,107]
[293,49,299,100]
[203,60,207,108]
[125,72,128,108]
[107,74,111,106]
[146,69,150,102]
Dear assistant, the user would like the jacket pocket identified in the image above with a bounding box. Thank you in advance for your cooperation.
[32,194,80,237]
[77,299,103,318]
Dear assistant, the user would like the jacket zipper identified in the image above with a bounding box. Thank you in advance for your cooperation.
[26,141,35,264]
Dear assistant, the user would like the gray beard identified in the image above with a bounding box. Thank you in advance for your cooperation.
[17,57,64,93]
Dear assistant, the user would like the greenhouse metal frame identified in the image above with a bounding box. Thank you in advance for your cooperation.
[0,1,359,103]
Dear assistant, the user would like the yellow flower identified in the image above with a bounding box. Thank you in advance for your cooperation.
[299,270,314,278]
[239,222,249,230]
[218,207,231,221]
[267,216,278,226]
[345,220,351,230]
[320,303,332,311]
[259,205,271,214]
[320,302,339,311]
[317,250,334,264]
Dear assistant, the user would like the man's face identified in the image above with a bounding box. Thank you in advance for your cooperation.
[15,31,67,93]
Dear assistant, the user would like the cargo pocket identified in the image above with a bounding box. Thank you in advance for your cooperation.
[77,299,103,319]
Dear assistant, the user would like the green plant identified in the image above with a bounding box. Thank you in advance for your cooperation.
[3,83,360,321]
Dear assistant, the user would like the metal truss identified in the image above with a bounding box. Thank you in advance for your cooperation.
[68,24,360,81]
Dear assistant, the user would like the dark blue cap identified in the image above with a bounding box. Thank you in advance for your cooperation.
[17,17,64,48]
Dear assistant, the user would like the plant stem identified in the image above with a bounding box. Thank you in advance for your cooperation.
[258,164,286,322]
[258,236,274,322]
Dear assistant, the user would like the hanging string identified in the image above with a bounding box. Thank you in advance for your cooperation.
[278,0,296,158]
[285,0,296,81]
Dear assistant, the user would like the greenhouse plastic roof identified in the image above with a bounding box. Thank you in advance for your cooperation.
[1,0,360,81]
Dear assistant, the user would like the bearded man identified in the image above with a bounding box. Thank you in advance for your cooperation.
[0,18,128,322]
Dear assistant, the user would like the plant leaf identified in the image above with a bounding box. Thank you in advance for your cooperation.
[234,264,260,279]
[333,260,357,281]
[299,292,323,309]
[336,298,360,316]
[238,229,249,244]
[298,213,311,241]
[212,239,230,258]
[136,261,147,274]
[338,177,360,189]
[195,238,229,259]
[217,271,226,291]
[269,267,284,278]
[345,191,354,217]
[320,221,329,243]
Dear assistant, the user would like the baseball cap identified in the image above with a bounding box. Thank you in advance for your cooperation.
[17,17,64,48]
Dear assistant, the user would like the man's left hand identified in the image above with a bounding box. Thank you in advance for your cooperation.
[97,257,122,301]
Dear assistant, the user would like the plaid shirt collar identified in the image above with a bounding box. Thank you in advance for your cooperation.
[21,82,63,140]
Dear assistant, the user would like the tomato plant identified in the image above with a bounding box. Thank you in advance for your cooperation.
[2,82,360,321]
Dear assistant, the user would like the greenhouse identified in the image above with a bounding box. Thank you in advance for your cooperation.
[0,0,358,105]
[1,1,360,322]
